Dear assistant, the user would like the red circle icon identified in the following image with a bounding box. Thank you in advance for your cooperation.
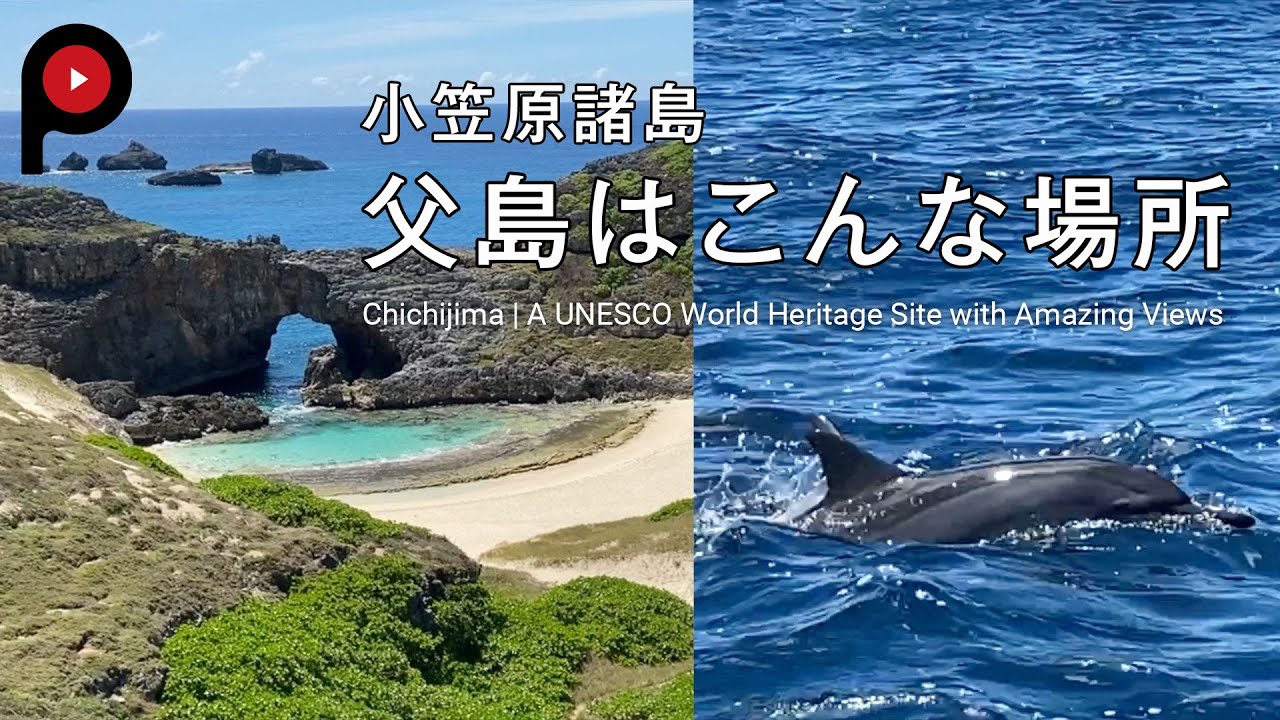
[41,45,111,114]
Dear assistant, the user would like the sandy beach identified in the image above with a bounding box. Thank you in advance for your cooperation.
[332,398,693,599]
[332,399,690,555]
[152,396,695,598]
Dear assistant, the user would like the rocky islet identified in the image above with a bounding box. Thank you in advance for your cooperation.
[97,140,168,170]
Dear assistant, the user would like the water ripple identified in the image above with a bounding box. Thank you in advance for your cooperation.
[694,2,1280,718]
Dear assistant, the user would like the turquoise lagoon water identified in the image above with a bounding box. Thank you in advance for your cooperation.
[0,106,639,473]
[156,408,504,477]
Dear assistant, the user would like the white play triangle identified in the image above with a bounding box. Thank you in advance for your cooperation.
[70,67,87,91]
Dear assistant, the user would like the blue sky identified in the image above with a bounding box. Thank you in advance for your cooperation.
[0,0,692,110]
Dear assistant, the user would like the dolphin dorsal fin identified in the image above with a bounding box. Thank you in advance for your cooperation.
[806,416,902,500]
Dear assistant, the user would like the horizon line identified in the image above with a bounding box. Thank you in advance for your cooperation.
[0,98,659,113]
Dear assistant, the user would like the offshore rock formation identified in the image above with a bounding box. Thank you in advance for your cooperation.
[146,169,222,187]
[57,151,89,171]
[250,147,328,174]
[196,149,328,176]
[0,142,693,413]
[96,140,167,170]
[250,147,283,174]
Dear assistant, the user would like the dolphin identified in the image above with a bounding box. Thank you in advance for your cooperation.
[798,416,1256,544]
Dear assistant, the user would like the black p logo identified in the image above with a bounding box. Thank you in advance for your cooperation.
[21,24,132,175]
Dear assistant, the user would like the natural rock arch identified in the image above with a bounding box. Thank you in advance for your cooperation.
[0,212,404,396]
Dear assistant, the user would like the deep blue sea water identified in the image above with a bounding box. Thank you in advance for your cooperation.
[694,2,1280,718]
[0,104,641,471]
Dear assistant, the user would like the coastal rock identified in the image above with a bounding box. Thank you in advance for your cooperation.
[147,169,222,187]
[0,142,692,411]
[250,148,283,174]
[76,379,142,418]
[97,140,167,171]
[205,151,327,175]
[251,148,328,173]
[300,345,354,405]
[75,380,266,443]
[121,392,269,445]
[57,151,89,171]
[278,152,328,171]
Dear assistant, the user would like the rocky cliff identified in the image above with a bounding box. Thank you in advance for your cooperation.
[0,143,693,411]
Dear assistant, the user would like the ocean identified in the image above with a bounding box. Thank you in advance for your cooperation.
[693,2,1280,719]
[0,104,642,468]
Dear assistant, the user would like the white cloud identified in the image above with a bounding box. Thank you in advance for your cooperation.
[357,74,374,86]
[128,31,164,50]
[591,66,608,81]
[311,76,329,86]
[478,71,495,85]
[223,50,265,88]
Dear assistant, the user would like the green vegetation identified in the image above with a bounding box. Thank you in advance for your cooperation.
[0,378,360,719]
[84,432,183,478]
[159,558,692,720]
[0,184,160,244]
[573,658,691,712]
[656,237,694,281]
[612,168,646,197]
[539,577,691,665]
[201,474,409,544]
[484,501,693,566]
[653,142,693,178]
[648,498,694,522]
[595,264,635,297]
[519,140,694,378]
[197,473,475,591]
[587,673,694,720]
[0,136,697,718]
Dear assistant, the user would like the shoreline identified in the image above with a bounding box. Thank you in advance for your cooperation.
[281,400,658,495]
[331,398,690,555]
[152,399,659,491]
[152,396,694,597]
[333,398,692,598]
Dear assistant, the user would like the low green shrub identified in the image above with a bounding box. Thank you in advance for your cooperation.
[539,577,692,666]
[647,498,694,522]
[83,434,183,478]
[201,474,407,544]
[160,556,441,720]
[594,264,634,298]
[656,239,694,281]
[432,582,502,665]
[159,559,694,720]
[612,168,645,197]
[589,673,694,720]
